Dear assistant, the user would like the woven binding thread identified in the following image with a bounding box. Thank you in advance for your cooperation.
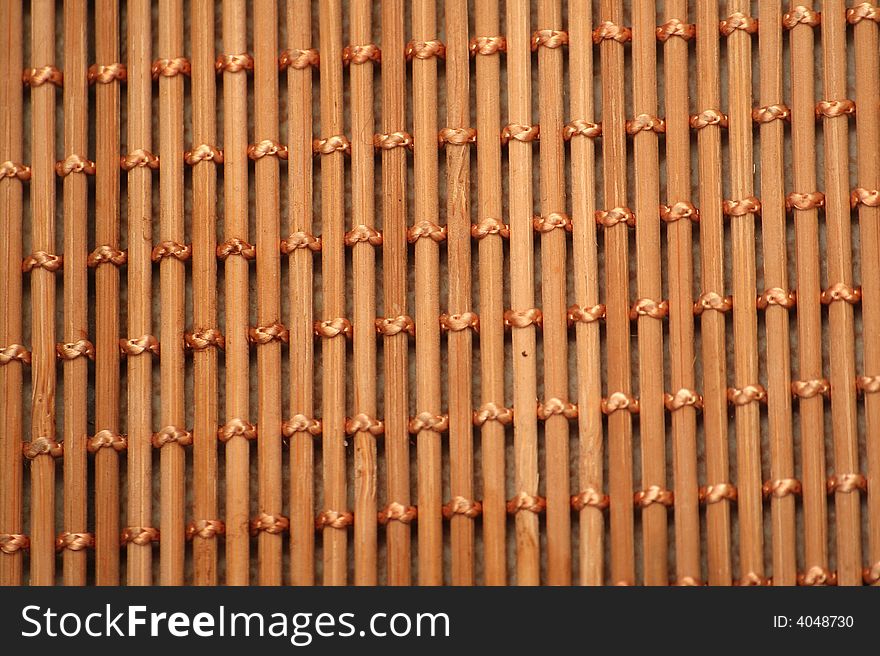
[443,497,482,519]
[315,510,353,530]
[379,503,417,525]
[89,63,127,84]
[121,527,159,546]
[279,48,319,70]
[56,532,94,552]
[56,339,95,361]
[469,36,506,55]
[657,19,695,41]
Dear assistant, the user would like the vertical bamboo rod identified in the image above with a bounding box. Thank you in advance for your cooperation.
[662,0,701,585]
[444,0,475,586]
[125,0,155,586]
[536,0,572,586]
[598,0,635,586]
[758,0,797,586]
[788,0,828,583]
[851,0,880,586]
[506,0,541,586]
[821,0,862,586]
[220,0,251,586]
[61,0,90,586]
[0,0,25,587]
[350,0,379,586]
[568,0,604,586]
[473,0,507,586]
[287,0,316,587]
[157,0,187,586]
[695,0,732,585]
[412,0,444,586]
[253,0,284,586]
[319,0,349,586]
[631,0,667,586]
[379,0,413,587]
[725,0,764,584]
[28,0,59,586]
[190,0,220,585]
[94,0,122,586]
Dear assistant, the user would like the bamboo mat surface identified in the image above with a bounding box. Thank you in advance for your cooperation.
[0,0,878,586]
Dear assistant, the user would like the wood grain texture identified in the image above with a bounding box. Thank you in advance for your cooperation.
[726,0,764,584]
[350,0,379,586]
[537,0,572,586]
[445,0,475,586]
[253,0,283,586]
[788,0,828,583]
[412,0,444,586]
[474,0,507,587]
[695,0,732,585]
[632,0,667,586]
[190,0,219,586]
[662,0,700,586]
[220,0,251,586]
[506,0,540,585]
[319,0,348,586]
[0,0,25,587]
[29,0,59,586]
[125,0,155,587]
[61,0,90,587]
[852,0,880,587]
[380,0,413,587]
[599,0,634,586]
[759,0,796,586]
[822,0,862,586]
[288,0,316,588]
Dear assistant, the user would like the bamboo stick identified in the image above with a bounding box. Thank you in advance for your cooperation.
[125,0,156,586]
[631,0,667,586]
[350,0,379,586]
[758,0,797,586]
[0,0,25,587]
[661,0,701,586]
[444,0,475,586]
[725,0,765,584]
[412,0,444,586]
[536,0,572,586]
[568,0,604,586]
[380,0,413,587]
[506,0,540,586]
[157,0,188,586]
[219,0,251,586]
[851,0,880,587]
[93,0,123,586]
[473,0,507,587]
[788,0,828,584]
[60,0,90,586]
[318,0,349,586]
[190,0,220,585]
[287,0,316,587]
[253,0,284,586]
[821,0,862,586]
[28,0,59,586]
[695,0,732,585]
[598,0,635,586]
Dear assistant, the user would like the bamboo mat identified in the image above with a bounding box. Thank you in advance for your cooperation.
[0,0,878,586]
